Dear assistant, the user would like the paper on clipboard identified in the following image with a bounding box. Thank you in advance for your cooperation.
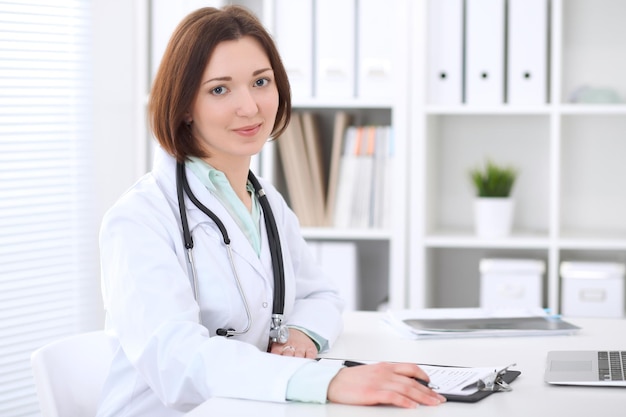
[384,308,580,339]
[420,364,512,396]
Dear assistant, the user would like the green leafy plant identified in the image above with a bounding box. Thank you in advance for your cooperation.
[469,160,517,198]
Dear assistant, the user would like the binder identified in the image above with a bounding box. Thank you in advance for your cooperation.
[427,0,464,105]
[507,0,548,105]
[273,0,313,100]
[315,0,356,99]
[464,0,505,105]
[357,0,394,100]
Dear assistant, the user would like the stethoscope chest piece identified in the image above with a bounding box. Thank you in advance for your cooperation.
[269,314,289,344]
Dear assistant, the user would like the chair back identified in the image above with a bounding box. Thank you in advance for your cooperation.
[31,330,113,417]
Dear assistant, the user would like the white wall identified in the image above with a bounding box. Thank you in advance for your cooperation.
[90,0,150,324]
[92,0,149,227]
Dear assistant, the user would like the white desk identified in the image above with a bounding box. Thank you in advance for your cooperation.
[185,311,626,417]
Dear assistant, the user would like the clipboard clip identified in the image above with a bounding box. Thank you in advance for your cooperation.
[476,363,516,392]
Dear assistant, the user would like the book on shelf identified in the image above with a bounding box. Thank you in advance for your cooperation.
[333,126,362,229]
[300,111,326,226]
[275,112,315,226]
[276,111,393,229]
[276,111,327,227]
[325,111,351,226]
[332,124,393,229]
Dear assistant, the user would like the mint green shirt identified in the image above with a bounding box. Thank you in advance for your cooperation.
[187,157,262,255]
[186,158,337,403]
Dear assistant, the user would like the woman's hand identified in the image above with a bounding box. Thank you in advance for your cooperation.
[327,362,447,408]
[269,328,318,358]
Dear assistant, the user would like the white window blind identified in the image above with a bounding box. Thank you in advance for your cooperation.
[0,1,100,416]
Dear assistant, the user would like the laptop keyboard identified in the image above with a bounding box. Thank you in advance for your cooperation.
[598,351,626,381]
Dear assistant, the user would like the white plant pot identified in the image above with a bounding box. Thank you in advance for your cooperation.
[474,198,514,238]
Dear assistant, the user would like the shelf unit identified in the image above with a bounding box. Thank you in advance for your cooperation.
[256,0,411,310]
[150,0,626,313]
[408,0,626,312]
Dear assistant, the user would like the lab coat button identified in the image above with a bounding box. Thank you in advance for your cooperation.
[262,302,268,308]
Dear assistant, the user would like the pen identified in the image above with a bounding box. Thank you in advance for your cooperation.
[342,360,439,390]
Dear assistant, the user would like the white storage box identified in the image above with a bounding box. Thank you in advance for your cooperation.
[561,262,625,318]
[479,258,545,309]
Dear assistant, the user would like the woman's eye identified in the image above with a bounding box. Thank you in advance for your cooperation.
[211,86,227,95]
[254,78,270,87]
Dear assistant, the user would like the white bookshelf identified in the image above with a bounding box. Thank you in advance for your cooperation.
[257,0,411,310]
[150,0,626,313]
[408,0,626,312]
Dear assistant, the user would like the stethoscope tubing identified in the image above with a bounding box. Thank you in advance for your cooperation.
[247,172,285,315]
[175,161,284,339]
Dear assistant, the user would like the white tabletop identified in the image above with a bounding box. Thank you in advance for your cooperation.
[184,311,626,417]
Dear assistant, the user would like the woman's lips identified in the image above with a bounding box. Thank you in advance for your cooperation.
[233,123,262,136]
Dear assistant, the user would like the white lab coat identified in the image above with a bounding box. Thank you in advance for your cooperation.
[96,148,344,417]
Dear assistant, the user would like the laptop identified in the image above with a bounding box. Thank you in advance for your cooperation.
[544,350,626,386]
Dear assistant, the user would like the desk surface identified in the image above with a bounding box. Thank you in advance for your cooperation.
[185,311,626,417]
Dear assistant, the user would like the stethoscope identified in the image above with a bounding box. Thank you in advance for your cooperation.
[176,162,289,344]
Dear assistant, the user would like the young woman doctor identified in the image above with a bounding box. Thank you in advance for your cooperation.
[97,5,445,416]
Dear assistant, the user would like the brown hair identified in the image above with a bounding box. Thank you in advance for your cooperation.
[149,5,291,161]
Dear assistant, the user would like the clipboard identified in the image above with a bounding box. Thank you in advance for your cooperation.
[442,369,521,403]
[318,358,521,403]
[417,362,521,403]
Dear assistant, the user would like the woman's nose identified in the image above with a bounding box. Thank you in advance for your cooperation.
[235,88,259,117]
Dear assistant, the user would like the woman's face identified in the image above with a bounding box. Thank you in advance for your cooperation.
[188,36,279,166]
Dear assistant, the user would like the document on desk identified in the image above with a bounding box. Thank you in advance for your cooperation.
[420,364,511,396]
[384,308,580,339]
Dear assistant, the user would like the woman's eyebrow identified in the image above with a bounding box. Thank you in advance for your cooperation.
[202,68,273,85]
[253,67,272,76]
[203,76,230,85]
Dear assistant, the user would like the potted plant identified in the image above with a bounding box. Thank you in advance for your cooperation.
[469,160,518,238]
